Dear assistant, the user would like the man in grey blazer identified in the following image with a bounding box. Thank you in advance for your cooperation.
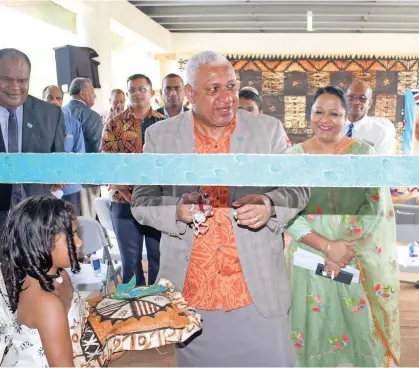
[0,48,65,224]
[63,78,102,218]
[131,51,310,367]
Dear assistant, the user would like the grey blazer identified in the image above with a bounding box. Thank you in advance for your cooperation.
[0,95,65,211]
[131,109,310,318]
[63,99,102,153]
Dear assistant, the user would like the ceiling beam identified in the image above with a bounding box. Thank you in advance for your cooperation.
[161,20,419,25]
[140,5,419,17]
[131,1,416,6]
[168,27,419,31]
[149,13,419,18]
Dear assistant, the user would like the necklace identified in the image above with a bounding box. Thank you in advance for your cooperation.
[48,269,63,284]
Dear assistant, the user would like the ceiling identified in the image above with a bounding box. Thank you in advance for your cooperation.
[129,0,419,33]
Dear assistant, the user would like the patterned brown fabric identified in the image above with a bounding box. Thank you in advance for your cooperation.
[226,56,419,151]
[73,279,202,367]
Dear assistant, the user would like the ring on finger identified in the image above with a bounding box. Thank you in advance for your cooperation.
[254,215,259,224]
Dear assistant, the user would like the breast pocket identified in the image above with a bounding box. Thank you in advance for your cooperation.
[64,134,74,152]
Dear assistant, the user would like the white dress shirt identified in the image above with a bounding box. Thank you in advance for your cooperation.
[345,115,396,155]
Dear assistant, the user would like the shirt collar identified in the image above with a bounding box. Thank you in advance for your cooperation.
[192,112,237,140]
[72,98,87,106]
[0,104,23,114]
[347,114,368,127]
[128,106,154,120]
[163,105,184,119]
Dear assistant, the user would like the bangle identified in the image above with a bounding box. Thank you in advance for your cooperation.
[324,241,331,256]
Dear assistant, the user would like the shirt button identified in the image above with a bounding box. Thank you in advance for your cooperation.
[215,145,219,149]
[216,196,220,200]
[217,247,221,251]
[218,222,222,226]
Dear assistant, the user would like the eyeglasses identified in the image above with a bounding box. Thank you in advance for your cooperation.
[128,87,151,94]
[348,94,370,103]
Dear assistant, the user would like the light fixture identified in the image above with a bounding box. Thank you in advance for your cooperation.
[307,11,313,32]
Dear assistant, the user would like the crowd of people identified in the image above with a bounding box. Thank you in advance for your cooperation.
[0,47,400,367]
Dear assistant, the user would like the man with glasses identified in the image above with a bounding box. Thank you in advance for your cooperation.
[345,80,395,155]
[101,73,165,287]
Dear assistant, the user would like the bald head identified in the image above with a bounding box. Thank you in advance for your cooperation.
[347,80,373,122]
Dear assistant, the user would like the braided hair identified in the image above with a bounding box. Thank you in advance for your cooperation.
[1,196,80,312]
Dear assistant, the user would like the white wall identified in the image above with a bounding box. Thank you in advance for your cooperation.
[0,3,161,110]
[109,32,161,110]
[171,33,419,56]
[0,5,78,99]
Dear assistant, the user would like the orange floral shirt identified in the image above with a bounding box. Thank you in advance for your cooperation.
[101,107,165,203]
[182,116,253,311]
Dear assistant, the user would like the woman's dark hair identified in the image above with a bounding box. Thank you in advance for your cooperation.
[312,85,349,113]
[239,89,263,111]
[1,196,80,312]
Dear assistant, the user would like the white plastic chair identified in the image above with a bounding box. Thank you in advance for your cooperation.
[394,203,419,288]
[67,216,122,295]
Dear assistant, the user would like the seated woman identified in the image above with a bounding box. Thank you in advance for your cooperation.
[0,196,86,367]
[285,85,400,367]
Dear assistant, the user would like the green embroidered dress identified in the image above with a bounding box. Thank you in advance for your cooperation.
[286,139,400,367]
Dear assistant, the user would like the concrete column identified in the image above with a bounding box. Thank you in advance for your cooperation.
[76,3,111,113]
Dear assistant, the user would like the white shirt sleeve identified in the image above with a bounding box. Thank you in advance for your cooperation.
[372,118,396,155]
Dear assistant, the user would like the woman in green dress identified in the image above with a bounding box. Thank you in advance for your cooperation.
[286,86,400,367]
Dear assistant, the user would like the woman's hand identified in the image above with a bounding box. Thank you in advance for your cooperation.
[326,239,355,267]
[323,257,341,279]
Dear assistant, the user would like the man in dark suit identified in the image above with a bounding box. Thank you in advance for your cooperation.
[0,48,65,223]
[63,77,102,218]
[63,78,101,153]
[157,73,189,118]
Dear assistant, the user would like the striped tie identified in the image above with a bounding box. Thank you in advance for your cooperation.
[7,108,18,153]
[345,123,354,138]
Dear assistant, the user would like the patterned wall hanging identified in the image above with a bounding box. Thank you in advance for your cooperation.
[226,55,419,153]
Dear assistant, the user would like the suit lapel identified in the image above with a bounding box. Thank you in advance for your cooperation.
[0,125,5,153]
[22,97,37,152]
[174,110,195,154]
[229,112,249,201]
[230,112,249,154]
[173,110,198,194]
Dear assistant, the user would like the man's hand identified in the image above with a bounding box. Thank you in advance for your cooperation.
[50,184,68,191]
[232,194,274,229]
[176,192,212,224]
[109,185,132,203]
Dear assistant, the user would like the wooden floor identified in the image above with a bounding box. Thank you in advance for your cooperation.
[110,272,419,367]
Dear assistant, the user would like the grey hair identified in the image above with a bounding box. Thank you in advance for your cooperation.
[69,77,91,96]
[186,51,234,88]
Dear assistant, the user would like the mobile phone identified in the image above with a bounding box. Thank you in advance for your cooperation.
[315,263,353,285]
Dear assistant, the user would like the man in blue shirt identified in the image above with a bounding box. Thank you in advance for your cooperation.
[42,85,85,215]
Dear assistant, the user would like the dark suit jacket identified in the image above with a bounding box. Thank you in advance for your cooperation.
[156,106,189,117]
[0,95,65,211]
[63,99,102,153]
